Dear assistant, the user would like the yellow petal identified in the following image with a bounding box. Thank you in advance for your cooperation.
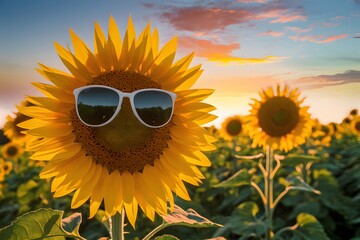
[104,170,123,214]
[32,82,74,103]
[124,198,138,228]
[71,164,102,208]
[122,171,135,204]
[69,29,101,75]
[107,16,122,70]
[89,167,109,218]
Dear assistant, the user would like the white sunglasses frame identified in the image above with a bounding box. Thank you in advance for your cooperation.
[73,85,176,128]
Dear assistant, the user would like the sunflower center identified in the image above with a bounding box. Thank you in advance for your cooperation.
[3,164,9,172]
[226,119,242,136]
[258,96,299,137]
[6,146,18,157]
[71,71,172,174]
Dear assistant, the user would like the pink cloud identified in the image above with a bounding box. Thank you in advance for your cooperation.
[331,16,346,20]
[161,7,252,32]
[290,34,348,43]
[179,36,240,57]
[258,30,284,37]
[237,0,268,2]
[178,36,278,64]
[160,4,307,32]
[318,34,348,43]
[271,13,307,23]
[285,26,312,33]
[256,9,307,23]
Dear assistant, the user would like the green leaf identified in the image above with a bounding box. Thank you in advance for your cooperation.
[282,155,320,167]
[154,234,180,240]
[16,179,39,213]
[162,204,222,228]
[294,213,330,240]
[0,208,85,240]
[214,169,251,188]
[229,201,265,236]
[287,176,321,195]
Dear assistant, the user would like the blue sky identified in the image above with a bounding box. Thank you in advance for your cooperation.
[1,0,359,127]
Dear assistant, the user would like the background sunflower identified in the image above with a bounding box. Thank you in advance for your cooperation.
[3,100,33,141]
[246,84,313,152]
[20,16,216,227]
[220,115,245,140]
[1,141,23,159]
[351,116,360,136]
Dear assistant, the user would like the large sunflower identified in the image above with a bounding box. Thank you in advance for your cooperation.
[247,85,313,152]
[20,16,216,226]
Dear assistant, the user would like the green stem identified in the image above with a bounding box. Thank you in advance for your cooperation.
[142,222,167,240]
[273,223,299,240]
[265,146,274,240]
[111,210,125,240]
[232,138,238,168]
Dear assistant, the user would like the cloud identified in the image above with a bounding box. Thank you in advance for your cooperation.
[290,34,348,43]
[284,26,312,33]
[259,10,307,23]
[160,7,252,32]
[292,70,360,90]
[178,36,278,64]
[237,0,269,3]
[159,3,307,33]
[141,3,154,8]
[258,30,284,37]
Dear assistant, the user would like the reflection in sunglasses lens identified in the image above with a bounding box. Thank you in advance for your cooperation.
[134,91,173,127]
[77,87,119,126]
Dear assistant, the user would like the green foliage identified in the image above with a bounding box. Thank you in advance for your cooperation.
[0,114,359,239]
[293,213,330,240]
[0,208,84,240]
[155,235,180,240]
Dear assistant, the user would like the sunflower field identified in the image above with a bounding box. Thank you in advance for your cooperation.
[0,108,359,240]
[0,17,359,240]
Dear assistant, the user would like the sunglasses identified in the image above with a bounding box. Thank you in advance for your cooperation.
[73,85,176,128]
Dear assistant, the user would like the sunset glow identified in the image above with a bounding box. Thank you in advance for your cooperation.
[1,0,359,128]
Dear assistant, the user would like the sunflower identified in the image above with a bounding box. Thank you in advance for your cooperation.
[0,158,13,175]
[247,84,313,152]
[349,109,358,118]
[351,116,360,136]
[3,100,33,140]
[310,119,333,147]
[1,141,24,159]
[20,16,216,227]
[220,115,245,140]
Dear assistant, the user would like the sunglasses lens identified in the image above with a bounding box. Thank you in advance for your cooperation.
[134,90,173,127]
[77,87,119,126]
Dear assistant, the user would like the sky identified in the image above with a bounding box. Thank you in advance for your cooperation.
[0,0,359,128]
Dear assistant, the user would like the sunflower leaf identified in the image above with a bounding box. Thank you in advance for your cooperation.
[162,204,222,228]
[287,176,321,195]
[293,213,330,240]
[214,169,251,188]
[0,208,85,240]
[228,201,265,236]
[282,154,320,167]
[154,234,180,240]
